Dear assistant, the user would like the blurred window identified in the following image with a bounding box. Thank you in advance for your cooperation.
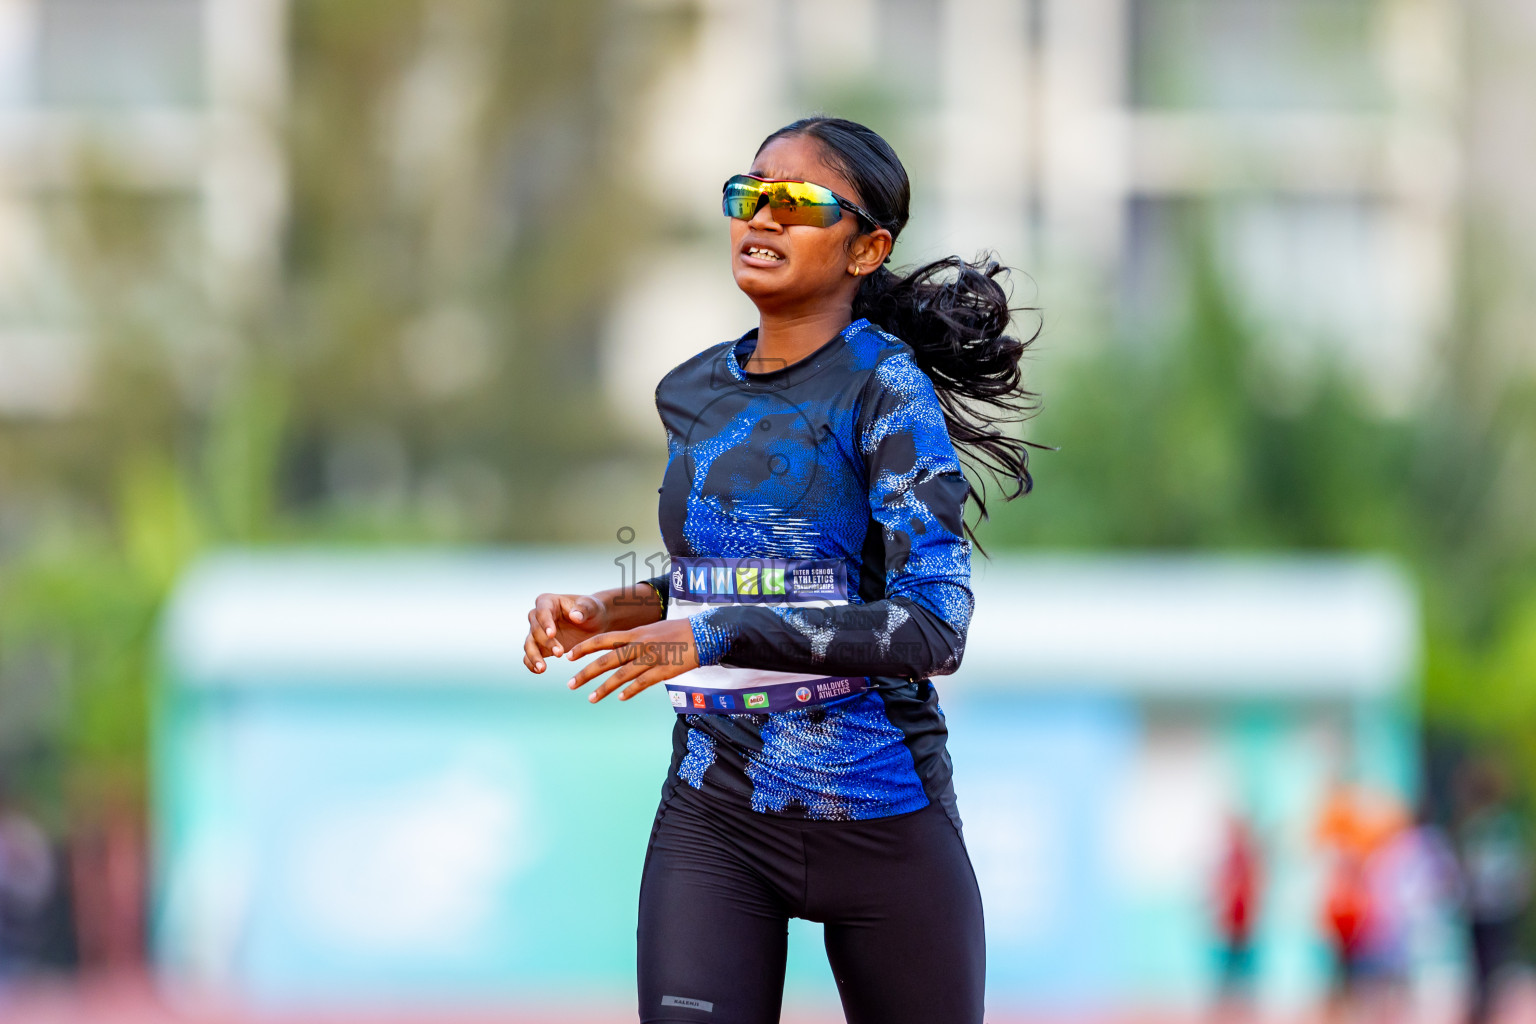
[35,0,203,108]
[1120,196,1421,407]
[1128,0,1387,110]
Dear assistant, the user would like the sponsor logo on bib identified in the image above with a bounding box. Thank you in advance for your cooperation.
[664,558,858,715]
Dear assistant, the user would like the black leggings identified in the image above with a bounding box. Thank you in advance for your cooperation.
[636,779,986,1024]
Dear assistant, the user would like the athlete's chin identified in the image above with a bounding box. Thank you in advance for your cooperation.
[731,271,802,306]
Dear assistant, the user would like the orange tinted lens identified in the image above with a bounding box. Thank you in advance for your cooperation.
[760,180,842,227]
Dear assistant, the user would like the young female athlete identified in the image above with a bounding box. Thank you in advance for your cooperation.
[522,116,1037,1024]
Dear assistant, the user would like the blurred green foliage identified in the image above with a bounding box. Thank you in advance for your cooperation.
[0,2,1533,836]
[979,205,1536,786]
[0,0,696,818]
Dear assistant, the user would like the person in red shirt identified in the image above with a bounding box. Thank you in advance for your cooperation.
[1323,852,1373,998]
[1214,816,1262,1006]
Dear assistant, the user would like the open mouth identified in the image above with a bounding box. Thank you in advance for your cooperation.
[742,245,784,263]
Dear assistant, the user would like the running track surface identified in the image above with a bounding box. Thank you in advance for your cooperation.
[5,973,1533,1024]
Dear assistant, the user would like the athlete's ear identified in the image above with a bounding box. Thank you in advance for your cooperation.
[847,226,893,276]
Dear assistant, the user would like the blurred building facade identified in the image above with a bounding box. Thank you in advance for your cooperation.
[0,0,1531,541]
[0,0,285,418]
[606,0,1465,431]
[0,0,1530,509]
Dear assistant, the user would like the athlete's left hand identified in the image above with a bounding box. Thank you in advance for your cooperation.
[563,617,700,703]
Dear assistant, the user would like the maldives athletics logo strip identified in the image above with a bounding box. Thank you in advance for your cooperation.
[668,555,847,605]
[664,675,866,715]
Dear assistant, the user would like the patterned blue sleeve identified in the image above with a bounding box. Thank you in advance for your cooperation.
[688,353,974,678]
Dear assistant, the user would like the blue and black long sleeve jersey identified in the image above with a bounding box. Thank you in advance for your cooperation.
[644,317,974,822]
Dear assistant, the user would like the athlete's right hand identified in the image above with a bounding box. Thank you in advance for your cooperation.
[523,593,609,674]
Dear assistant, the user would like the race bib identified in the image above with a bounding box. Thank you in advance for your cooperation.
[662,556,867,715]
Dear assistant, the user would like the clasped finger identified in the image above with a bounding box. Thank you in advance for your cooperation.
[524,631,551,673]
[527,608,561,659]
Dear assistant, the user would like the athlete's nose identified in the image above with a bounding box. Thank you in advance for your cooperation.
[746,196,782,232]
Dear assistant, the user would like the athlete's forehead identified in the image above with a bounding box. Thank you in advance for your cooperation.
[748,134,863,208]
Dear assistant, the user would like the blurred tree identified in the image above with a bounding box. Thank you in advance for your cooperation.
[981,208,1422,552]
[279,0,696,542]
[978,201,1536,798]
[0,0,697,818]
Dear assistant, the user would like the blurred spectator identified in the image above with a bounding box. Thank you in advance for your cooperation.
[1359,815,1465,1022]
[1213,814,1262,1010]
[0,785,58,985]
[1453,758,1532,1024]
[1315,783,1410,1018]
[68,798,145,975]
[1323,851,1374,1012]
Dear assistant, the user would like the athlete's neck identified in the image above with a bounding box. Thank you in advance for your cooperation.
[746,303,854,374]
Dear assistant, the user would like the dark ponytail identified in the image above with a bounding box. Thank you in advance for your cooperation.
[758,116,1043,555]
